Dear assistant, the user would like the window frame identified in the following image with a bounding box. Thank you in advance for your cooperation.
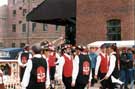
[22,9,27,16]
[43,24,48,31]
[56,25,61,31]
[32,23,36,32]
[13,10,16,17]
[13,0,16,5]
[22,23,26,32]
[106,19,121,41]
[12,24,16,32]
[12,43,16,48]
[20,43,25,48]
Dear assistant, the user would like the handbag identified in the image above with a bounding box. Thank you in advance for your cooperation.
[0,75,5,89]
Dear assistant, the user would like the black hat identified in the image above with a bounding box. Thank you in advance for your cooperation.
[106,43,117,52]
[106,43,116,48]
[23,44,29,48]
[40,41,49,46]
[100,43,107,49]
[42,45,50,51]
[76,45,83,51]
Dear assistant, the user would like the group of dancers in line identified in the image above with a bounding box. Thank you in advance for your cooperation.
[18,41,123,89]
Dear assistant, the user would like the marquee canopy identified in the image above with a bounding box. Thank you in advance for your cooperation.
[87,40,135,48]
[26,0,76,25]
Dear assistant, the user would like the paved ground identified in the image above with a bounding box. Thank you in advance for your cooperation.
[91,83,100,89]
[55,83,135,89]
[55,83,100,89]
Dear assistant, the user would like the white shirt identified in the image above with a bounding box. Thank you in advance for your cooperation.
[21,54,50,89]
[105,52,116,77]
[42,55,50,88]
[0,70,3,74]
[95,52,108,76]
[72,54,92,84]
[18,51,32,67]
[72,55,79,83]
[55,52,61,64]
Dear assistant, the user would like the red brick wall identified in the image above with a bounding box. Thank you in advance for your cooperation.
[5,0,65,47]
[0,5,8,47]
[76,0,134,45]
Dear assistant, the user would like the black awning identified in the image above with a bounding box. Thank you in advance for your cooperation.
[26,0,76,25]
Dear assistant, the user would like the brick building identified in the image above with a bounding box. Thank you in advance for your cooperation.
[76,0,135,45]
[0,5,8,47]
[25,0,135,45]
[5,0,64,48]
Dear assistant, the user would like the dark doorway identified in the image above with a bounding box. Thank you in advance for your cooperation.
[65,24,76,45]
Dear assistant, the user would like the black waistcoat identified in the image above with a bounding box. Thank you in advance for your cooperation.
[27,57,47,89]
[76,54,91,84]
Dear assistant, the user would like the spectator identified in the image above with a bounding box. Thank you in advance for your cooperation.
[88,47,97,86]
[127,48,134,89]
[120,48,129,89]
[18,44,32,82]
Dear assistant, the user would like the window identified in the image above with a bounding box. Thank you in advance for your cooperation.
[19,7,22,10]
[32,0,36,2]
[56,25,61,31]
[13,0,16,5]
[13,10,16,17]
[22,23,26,32]
[20,43,25,48]
[23,9,27,16]
[12,24,16,32]
[107,19,121,40]
[0,42,3,47]
[43,24,48,31]
[18,20,22,24]
[65,24,76,45]
[12,43,16,47]
[32,23,36,32]
[23,0,25,3]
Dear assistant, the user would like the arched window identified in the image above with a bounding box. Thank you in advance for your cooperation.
[107,19,121,40]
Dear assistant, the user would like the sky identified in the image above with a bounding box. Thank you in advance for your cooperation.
[0,0,7,6]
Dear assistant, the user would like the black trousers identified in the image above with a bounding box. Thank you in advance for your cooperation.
[20,67,26,82]
[27,86,46,89]
[91,68,97,85]
[74,83,87,89]
[99,73,108,89]
[99,73,114,89]
[27,85,46,89]
[62,76,72,89]
[50,66,56,80]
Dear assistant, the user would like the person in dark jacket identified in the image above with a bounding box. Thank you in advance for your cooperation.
[21,45,50,89]
[127,48,134,89]
[120,48,129,89]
